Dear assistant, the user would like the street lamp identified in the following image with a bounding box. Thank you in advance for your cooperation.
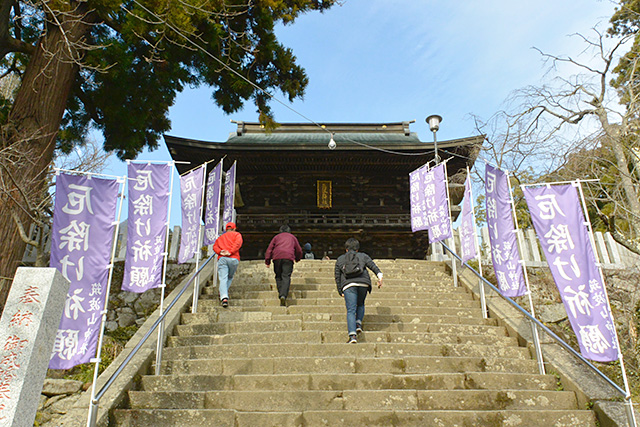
[426,114,442,163]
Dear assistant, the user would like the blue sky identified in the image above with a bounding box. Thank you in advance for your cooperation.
[105,0,618,225]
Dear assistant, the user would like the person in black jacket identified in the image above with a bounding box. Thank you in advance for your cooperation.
[334,237,383,344]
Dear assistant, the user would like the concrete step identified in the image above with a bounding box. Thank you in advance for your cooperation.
[159,356,540,376]
[113,408,597,427]
[168,330,519,347]
[141,371,558,392]
[161,342,530,361]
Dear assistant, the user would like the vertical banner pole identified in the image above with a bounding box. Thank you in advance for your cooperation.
[87,176,127,426]
[155,162,175,375]
[191,165,207,314]
[212,160,223,299]
[442,162,458,287]
[506,174,545,375]
[576,181,637,427]
[466,167,487,318]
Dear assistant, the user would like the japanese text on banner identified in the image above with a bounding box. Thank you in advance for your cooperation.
[203,162,223,245]
[458,174,477,263]
[222,162,236,227]
[484,164,526,297]
[122,163,170,292]
[523,184,618,362]
[178,167,205,264]
[49,173,119,369]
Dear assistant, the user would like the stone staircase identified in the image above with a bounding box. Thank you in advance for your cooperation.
[113,259,597,426]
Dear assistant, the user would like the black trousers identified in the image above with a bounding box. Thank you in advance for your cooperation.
[273,259,294,298]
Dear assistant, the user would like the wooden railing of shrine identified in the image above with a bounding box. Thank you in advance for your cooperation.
[236,213,411,229]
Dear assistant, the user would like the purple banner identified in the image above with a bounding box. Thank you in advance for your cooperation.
[409,164,429,232]
[49,173,119,369]
[222,162,236,227]
[203,162,223,245]
[425,164,452,243]
[122,163,170,292]
[484,164,526,297]
[178,166,205,264]
[458,174,477,263]
[523,184,618,362]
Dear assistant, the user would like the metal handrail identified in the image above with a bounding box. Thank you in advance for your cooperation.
[441,242,637,427]
[441,243,623,390]
[86,254,215,426]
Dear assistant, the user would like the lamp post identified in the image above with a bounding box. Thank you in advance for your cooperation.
[426,114,442,163]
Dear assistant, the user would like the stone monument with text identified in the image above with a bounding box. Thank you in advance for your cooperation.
[0,268,69,427]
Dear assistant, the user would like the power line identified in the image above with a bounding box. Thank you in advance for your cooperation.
[124,1,475,158]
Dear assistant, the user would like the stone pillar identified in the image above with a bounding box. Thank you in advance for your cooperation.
[0,268,69,427]
[594,232,611,264]
[169,225,180,260]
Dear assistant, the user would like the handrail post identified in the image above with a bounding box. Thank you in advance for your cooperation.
[86,254,214,427]
[625,397,638,427]
[440,242,629,398]
[528,318,545,375]
[154,319,165,376]
[86,400,98,427]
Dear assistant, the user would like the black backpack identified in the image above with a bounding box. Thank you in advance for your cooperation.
[342,252,364,279]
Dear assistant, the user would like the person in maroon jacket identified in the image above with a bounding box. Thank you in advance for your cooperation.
[265,224,302,306]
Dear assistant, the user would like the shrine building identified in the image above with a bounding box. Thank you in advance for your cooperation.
[164,120,482,260]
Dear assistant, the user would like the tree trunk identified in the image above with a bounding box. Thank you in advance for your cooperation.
[0,6,90,314]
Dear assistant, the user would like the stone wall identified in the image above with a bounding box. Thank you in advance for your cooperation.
[35,261,194,426]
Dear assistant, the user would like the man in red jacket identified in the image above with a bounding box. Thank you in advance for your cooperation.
[265,224,302,306]
[213,222,243,307]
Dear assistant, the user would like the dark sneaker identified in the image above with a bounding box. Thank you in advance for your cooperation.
[221,298,228,308]
[356,323,363,334]
[280,296,287,306]
[348,335,357,344]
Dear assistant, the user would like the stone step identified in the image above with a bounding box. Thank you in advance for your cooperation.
[113,408,597,427]
[161,342,530,361]
[180,312,496,327]
[192,303,484,318]
[228,265,451,282]
[240,261,448,271]
[159,356,539,376]
[114,409,597,427]
[172,320,303,336]
[168,330,519,347]
[203,281,465,292]
[196,296,481,308]
[172,320,504,337]
[251,273,453,281]
[211,290,473,300]
[114,258,595,426]
[303,321,504,334]
[141,372,558,393]
[127,389,579,411]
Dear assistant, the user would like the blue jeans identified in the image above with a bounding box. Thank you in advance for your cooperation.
[344,286,368,335]
[218,257,239,300]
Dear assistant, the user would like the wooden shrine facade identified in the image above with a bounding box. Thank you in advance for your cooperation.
[164,121,483,260]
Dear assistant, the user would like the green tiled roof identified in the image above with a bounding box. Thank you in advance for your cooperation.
[226,132,422,146]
